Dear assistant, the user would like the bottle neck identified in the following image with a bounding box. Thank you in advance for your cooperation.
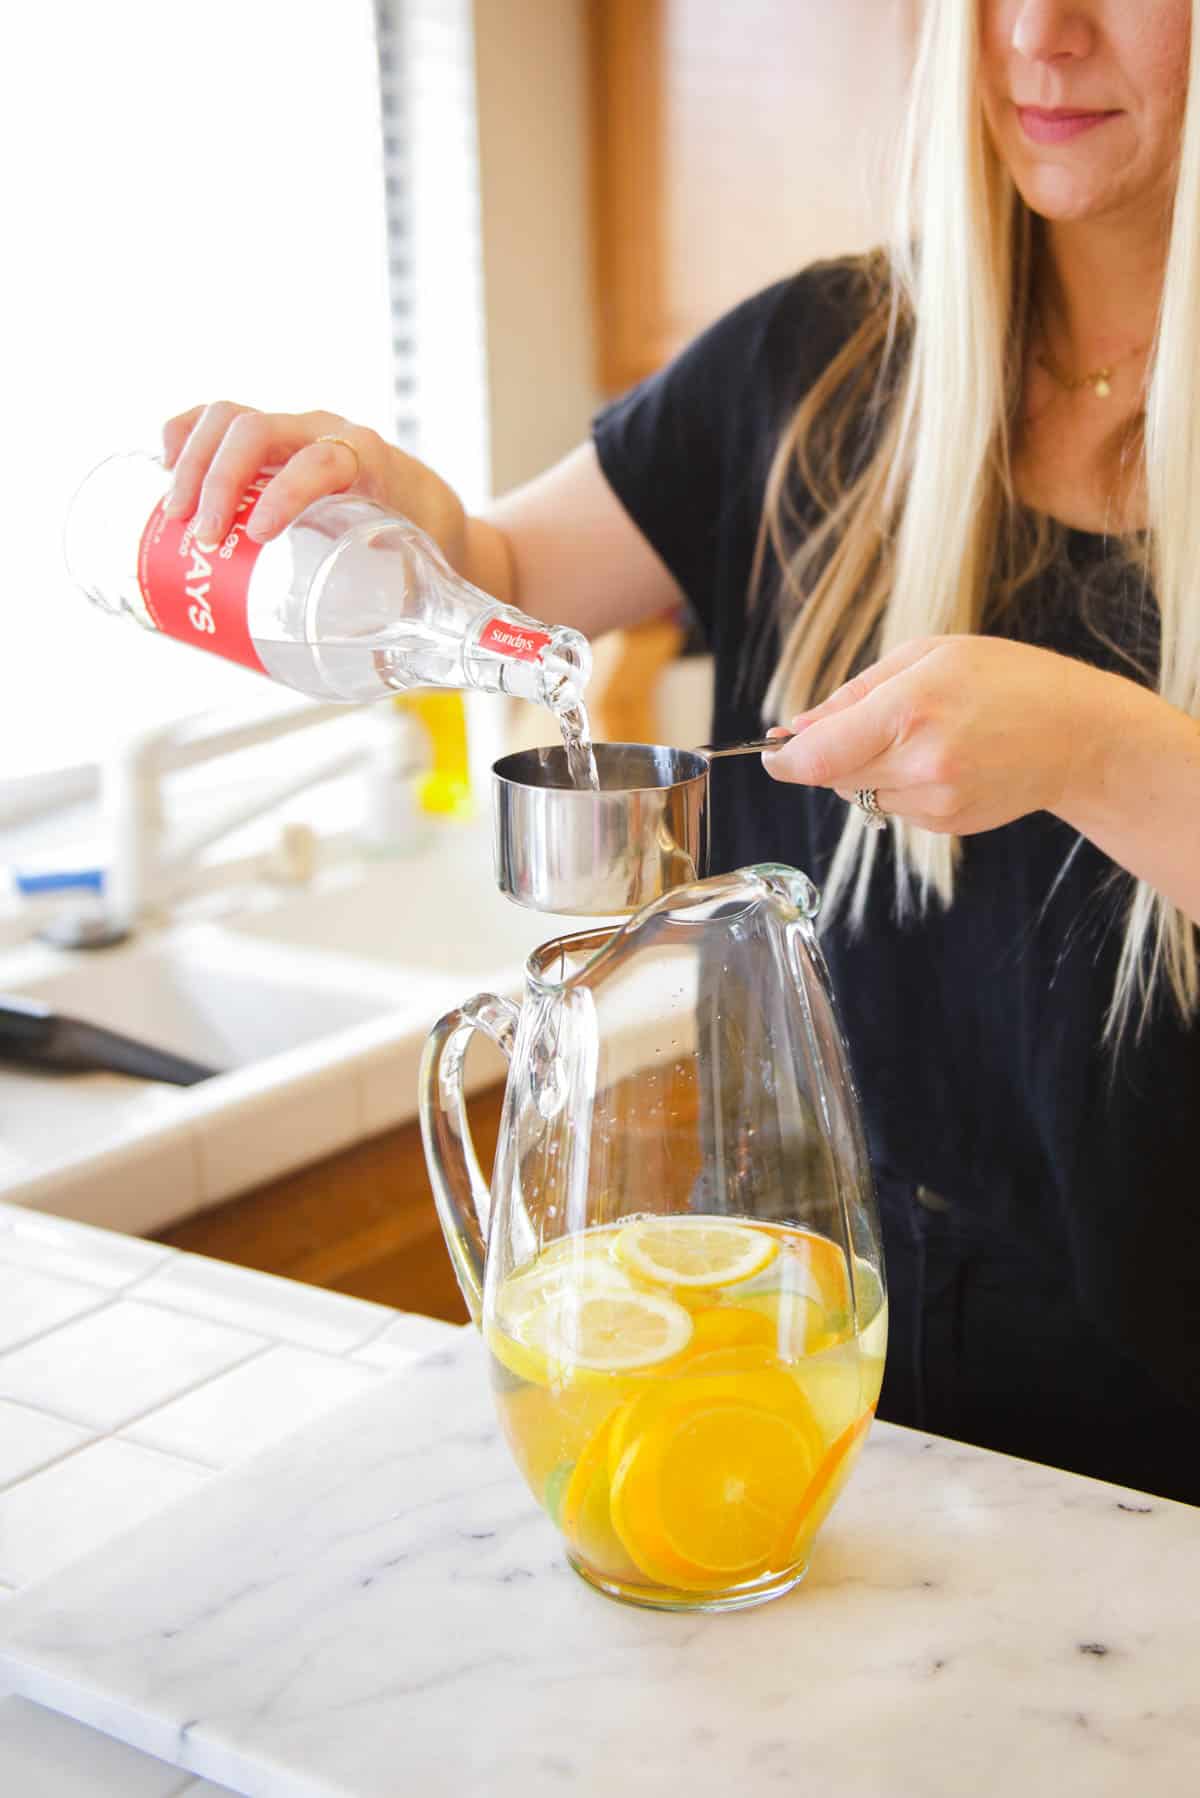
[463,610,592,710]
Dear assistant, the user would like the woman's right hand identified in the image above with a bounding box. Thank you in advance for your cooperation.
[159,400,469,569]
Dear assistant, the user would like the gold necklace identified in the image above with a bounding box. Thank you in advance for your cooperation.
[1036,332,1148,400]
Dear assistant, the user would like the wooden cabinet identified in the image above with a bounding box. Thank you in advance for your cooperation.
[155,1094,510,1326]
[588,0,919,394]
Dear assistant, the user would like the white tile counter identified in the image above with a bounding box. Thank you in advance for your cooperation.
[0,1200,460,1795]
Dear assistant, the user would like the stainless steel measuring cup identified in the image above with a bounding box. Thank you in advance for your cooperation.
[492,734,791,915]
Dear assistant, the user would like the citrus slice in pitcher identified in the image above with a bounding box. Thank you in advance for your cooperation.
[493,1284,693,1384]
[490,1243,638,1383]
[541,1288,693,1374]
[685,1305,777,1356]
[503,1246,632,1310]
[611,1395,821,1590]
[737,1289,845,1357]
[614,1217,778,1290]
[785,1407,875,1563]
[559,1413,641,1584]
[605,1347,820,1479]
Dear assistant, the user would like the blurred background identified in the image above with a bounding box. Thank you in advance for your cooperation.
[0,0,915,783]
[0,0,915,1315]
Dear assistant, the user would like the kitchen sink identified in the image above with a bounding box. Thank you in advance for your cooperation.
[0,821,622,1236]
[7,930,404,1073]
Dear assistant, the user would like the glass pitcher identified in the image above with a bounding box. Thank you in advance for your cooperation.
[419,864,886,1612]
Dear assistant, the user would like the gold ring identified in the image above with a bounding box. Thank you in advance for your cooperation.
[314,433,362,482]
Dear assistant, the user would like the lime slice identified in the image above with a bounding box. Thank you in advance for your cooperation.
[614,1216,778,1290]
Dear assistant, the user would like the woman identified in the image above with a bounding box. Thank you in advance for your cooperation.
[162,1,1200,1503]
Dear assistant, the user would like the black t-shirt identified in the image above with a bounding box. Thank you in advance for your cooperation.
[592,258,1200,1411]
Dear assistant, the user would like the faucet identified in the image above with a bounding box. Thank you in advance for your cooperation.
[89,698,426,939]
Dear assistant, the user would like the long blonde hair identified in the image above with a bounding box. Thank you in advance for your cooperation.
[761,0,1200,1040]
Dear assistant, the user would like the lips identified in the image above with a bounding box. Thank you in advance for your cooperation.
[1017,106,1120,145]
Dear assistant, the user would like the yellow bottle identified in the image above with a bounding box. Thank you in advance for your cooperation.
[392,691,473,818]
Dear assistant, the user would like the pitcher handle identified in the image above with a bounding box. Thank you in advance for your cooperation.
[418,993,520,1327]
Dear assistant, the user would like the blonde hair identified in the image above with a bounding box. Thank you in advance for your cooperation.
[760,0,1200,1040]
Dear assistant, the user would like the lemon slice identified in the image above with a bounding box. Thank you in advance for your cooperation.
[614,1216,778,1290]
[502,1246,632,1307]
[541,1288,693,1373]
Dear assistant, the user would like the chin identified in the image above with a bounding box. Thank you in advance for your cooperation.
[1008,162,1120,224]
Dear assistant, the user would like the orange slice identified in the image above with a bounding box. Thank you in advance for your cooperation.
[686,1306,777,1356]
[605,1348,816,1482]
[611,1396,822,1590]
[787,1407,875,1563]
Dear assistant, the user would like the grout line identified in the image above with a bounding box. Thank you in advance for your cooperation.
[114,1433,227,1475]
[0,1338,272,1444]
[0,1429,102,1499]
[0,1294,117,1363]
[122,1286,391,1358]
[0,1391,102,1432]
[347,1305,415,1359]
[0,1246,175,1293]
[90,1340,276,1441]
[97,1433,224,1476]
[0,1409,225,1501]
[102,1251,181,1294]
[0,1258,114,1297]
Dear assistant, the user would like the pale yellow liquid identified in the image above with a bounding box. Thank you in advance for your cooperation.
[487,1218,886,1609]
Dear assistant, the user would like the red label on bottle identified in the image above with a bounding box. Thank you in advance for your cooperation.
[137,476,271,674]
[477,615,552,663]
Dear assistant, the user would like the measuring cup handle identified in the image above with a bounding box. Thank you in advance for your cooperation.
[418,993,519,1327]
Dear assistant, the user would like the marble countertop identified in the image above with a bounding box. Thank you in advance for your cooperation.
[0,1199,460,1795]
[1,1202,1198,1798]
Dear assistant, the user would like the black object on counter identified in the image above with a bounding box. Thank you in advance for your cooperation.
[0,995,221,1086]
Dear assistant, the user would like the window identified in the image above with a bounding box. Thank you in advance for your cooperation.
[1,0,480,783]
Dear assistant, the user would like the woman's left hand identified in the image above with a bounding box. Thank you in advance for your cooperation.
[763,635,1118,834]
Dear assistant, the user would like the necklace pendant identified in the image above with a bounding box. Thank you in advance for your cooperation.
[1092,372,1112,398]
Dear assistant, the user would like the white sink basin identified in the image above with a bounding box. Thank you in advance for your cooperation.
[8,932,398,1072]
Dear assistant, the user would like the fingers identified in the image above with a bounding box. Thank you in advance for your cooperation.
[161,405,206,472]
[787,639,938,731]
[190,410,317,547]
[162,401,261,531]
[766,683,899,790]
[162,407,366,549]
[243,432,374,542]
